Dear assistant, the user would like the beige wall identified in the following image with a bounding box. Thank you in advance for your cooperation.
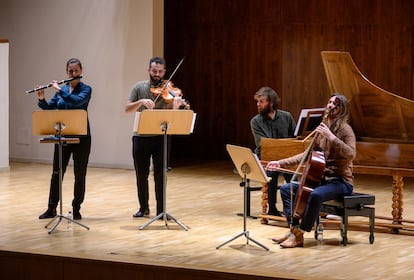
[0,40,9,170]
[0,0,163,168]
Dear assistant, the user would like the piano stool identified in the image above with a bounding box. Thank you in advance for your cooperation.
[316,192,375,246]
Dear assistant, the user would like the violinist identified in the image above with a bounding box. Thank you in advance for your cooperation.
[266,94,356,248]
[125,57,185,219]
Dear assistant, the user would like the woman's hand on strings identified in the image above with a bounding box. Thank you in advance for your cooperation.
[315,122,336,142]
[265,160,280,171]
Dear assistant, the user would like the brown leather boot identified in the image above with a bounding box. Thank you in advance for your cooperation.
[280,228,304,248]
[271,229,293,244]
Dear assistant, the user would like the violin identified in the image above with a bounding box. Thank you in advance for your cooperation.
[150,80,190,109]
[149,58,190,108]
[150,80,182,103]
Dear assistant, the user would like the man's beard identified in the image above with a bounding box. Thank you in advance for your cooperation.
[259,104,272,117]
[150,76,163,86]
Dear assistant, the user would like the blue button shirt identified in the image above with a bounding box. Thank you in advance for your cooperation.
[38,82,91,110]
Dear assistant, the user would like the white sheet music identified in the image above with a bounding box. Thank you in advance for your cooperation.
[190,113,197,133]
[294,108,325,136]
[133,111,141,133]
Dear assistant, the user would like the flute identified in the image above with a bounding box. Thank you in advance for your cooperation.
[26,75,83,93]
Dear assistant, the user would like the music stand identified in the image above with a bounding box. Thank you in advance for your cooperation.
[32,109,90,234]
[134,109,196,231]
[216,144,269,250]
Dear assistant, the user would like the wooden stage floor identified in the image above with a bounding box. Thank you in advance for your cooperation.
[1,161,414,279]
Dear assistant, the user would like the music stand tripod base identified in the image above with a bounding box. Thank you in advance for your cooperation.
[216,145,270,251]
[139,212,189,231]
[215,172,268,251]
[45,215,90,234]
[215,229,268,250]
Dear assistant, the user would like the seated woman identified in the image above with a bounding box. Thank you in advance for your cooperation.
[266,94,356,248]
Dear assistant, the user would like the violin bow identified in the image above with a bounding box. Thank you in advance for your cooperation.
[153,57,185,103]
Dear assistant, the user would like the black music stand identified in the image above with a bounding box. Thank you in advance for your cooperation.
[32,110,90,234]
[216,144,269,250]
[133,109,196,231]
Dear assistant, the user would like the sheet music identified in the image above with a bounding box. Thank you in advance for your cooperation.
[190,113,197,133]
[294,108,325,136]
[133,111,141,133]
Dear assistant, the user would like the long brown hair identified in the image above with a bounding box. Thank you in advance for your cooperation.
[329,93,350,134]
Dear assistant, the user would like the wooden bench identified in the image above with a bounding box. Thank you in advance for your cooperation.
[316,192,375,245]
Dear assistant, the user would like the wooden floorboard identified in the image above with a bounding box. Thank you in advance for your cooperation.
[0,161,414,279]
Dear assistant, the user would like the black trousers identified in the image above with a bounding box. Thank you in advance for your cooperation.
[47,136,91,210]
[132,135,164,214]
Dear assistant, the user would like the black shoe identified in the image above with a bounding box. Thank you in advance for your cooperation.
[39,208,57,219]
[133,209,150,218]
[268,208,283,217]
[73,211,82,220]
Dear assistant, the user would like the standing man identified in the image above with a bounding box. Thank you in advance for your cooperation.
[125,57,184,218]
[250,87,296,216]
